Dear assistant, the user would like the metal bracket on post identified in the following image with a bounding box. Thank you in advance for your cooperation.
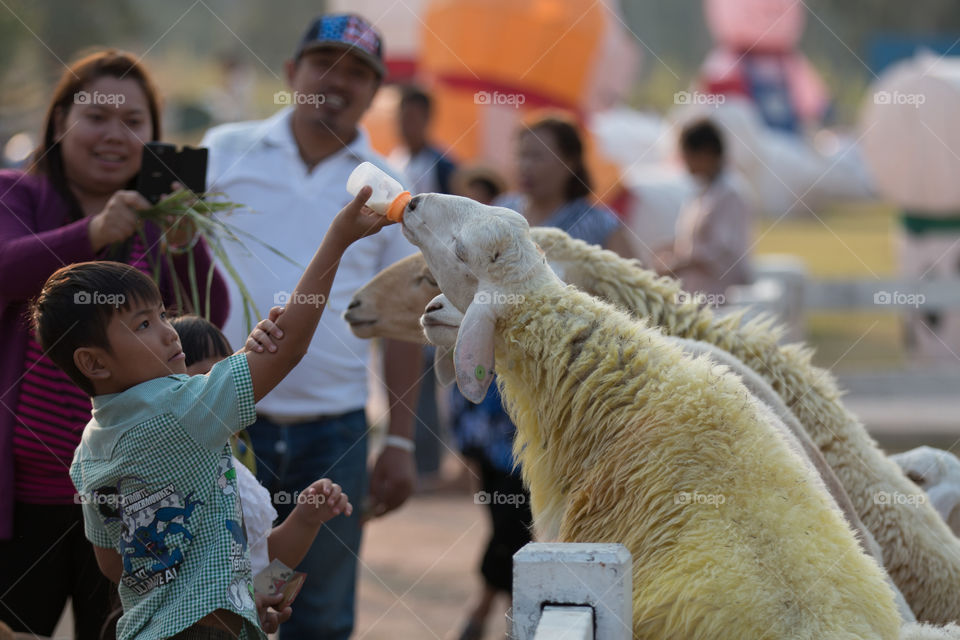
[512,542,632,640]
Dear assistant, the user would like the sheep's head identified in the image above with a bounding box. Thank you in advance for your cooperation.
[402,193,556,402]
[348,227,575,345]
[344,253,439,342]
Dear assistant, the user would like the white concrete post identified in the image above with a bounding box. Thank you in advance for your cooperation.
[512,543,632,640]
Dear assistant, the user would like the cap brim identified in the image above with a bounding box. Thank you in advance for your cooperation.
[299,41,385,77]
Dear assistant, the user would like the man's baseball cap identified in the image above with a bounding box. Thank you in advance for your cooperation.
[295,13,385,78]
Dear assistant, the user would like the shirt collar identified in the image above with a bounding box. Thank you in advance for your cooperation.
[90,375,187,424]
[259,106,381,165]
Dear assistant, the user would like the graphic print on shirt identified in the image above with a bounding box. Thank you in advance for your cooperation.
[106,476,204,595]
[217,453,237,496]
[218,451,255,610]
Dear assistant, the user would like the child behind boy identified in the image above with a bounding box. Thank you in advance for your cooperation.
[171,314,346,584]
[35,188,385,639]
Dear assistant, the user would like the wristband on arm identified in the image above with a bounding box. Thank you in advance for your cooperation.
[384,434,415,453]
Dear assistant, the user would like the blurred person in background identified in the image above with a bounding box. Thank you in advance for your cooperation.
[497,114,638,257]
[656,118,754,296]
[389,84,457,195]
[0,49,227,639]
[389,84,459,487]
[451,165,506,206]
[201,14,421,639]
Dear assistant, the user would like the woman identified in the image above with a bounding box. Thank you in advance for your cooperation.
[0,50,228,638]
[498,114,637,256]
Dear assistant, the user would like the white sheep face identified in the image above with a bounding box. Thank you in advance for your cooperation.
[420,293,461,348]
[401,193,539,312]
[401,193,555,402]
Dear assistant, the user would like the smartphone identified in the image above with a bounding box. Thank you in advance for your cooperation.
[136,142,208,204]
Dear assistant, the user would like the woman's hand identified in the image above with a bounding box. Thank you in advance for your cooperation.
[162,181,198,249]
[87,190,151,252]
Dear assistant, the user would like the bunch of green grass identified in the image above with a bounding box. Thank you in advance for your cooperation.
[137,190,301,331]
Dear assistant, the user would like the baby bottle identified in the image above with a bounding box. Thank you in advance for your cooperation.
[346,161,412,222]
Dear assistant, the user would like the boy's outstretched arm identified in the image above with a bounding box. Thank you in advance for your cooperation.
[246,187,390,402]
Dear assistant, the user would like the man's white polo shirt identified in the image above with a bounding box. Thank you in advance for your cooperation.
[202,107,416,418]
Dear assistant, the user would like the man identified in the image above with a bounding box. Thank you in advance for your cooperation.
[657,118,754,297]
[388,85,458,484]
[202,14,421,639]
[388,85,457,195]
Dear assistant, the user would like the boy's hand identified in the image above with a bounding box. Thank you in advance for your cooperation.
[256,592,292,633]
[291,478,353,528]
[245,306,285,353]
[330,186,393,246]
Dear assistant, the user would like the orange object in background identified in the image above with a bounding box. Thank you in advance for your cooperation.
[357,0,638,209]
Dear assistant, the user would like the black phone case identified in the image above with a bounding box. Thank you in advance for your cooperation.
[136,143,208,204]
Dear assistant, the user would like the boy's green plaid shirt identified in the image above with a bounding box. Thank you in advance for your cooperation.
[70,353,265,639]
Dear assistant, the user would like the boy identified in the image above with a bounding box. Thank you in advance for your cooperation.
[34,188,384,639]
[656,118,754,297]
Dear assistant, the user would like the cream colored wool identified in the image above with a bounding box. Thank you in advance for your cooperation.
[494,282,900,639]
[533,227,960,624]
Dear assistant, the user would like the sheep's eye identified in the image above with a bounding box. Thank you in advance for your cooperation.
[416,273,438,287]
[454,239,467,263]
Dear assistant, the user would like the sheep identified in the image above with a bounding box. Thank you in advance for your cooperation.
[891,446,960,537]
[529,228,960,624]
[421,292,917,623]
[352,223,960,624]
[351,255,888,560]
[400,193,903,639]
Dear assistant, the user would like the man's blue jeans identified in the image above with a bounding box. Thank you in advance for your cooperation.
[248,410,368,640]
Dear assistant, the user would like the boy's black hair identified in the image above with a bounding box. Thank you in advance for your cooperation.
[680,118,724,158]
[31,261,163,396]
[170,314,232,367]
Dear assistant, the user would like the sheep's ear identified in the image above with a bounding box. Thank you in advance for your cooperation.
[434,345,456,386]
[454,298,496,403]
